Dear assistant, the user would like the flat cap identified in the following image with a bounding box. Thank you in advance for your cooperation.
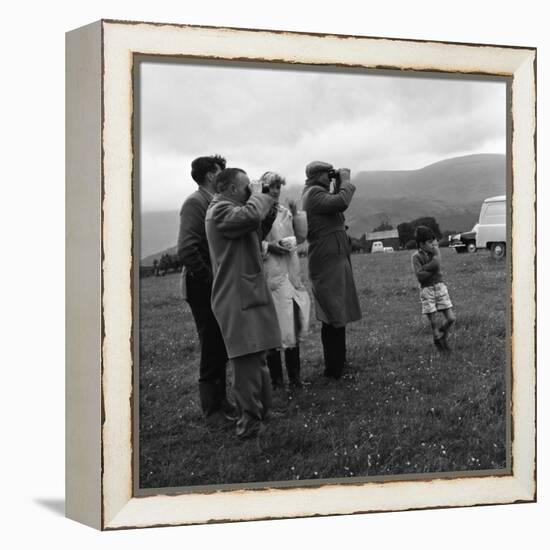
[305,161,333,179]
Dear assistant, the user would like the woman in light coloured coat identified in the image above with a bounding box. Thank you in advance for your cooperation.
[260,171,311,389]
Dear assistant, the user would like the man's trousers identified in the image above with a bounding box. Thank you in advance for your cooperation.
[266,347,301,387]
[186,273,230,418]
[321,323,346,379]
[231,351,272,438]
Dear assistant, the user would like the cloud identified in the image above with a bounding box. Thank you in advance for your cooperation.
[139,61,506,210]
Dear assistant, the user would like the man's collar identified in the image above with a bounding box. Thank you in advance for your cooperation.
[305,181,330,191]
[199,185,214,200]
[214,192,242,206]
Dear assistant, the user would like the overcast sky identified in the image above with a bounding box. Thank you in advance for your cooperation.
[139,61,506,212]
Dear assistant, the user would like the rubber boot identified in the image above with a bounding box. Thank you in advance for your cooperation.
[285,346,301,388]
[266,349,284,388]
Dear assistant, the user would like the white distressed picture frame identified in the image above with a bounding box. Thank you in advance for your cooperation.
[66,19,536,530]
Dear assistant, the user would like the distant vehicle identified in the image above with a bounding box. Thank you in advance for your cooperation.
[476,195,506,258]
[449,223,478,254]
[383,246,394,253]
[371,241,384,253]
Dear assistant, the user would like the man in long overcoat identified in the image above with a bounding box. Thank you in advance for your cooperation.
[206,168,282,438]
[302,161,362,379]
[177,155,237,428]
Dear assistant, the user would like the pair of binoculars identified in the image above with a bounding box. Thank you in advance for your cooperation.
[327,169,340,183]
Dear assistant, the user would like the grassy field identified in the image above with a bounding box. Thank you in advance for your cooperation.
[139,248,508,489]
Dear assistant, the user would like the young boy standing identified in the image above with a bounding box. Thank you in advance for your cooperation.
[411,226,456,351]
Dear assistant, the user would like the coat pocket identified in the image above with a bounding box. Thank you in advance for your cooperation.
[240,271,269,310]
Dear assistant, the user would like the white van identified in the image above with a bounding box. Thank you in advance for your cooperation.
[371,241,384,253]
[476,195,506,258]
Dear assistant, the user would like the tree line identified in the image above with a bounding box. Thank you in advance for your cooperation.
[149,253,184,276]
[349,216,454,253]
[397,216,442,248]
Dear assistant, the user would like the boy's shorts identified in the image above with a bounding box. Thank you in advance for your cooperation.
[420,282,453,315]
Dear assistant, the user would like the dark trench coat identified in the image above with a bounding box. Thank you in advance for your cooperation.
[302,180,362,328]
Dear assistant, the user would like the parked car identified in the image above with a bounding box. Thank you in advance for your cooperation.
[371,241,384,253]
[448,224,478,254]
[383,246,394,253]
[476,195,506,258]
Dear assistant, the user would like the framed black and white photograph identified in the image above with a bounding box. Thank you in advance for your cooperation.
[66,19,536,530]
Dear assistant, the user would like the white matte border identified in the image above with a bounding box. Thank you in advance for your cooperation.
[101,20,536,530]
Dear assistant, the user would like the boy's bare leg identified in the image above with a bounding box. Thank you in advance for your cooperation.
[440,308,456,334]
[426,312,445,349]
[439,308,456,350]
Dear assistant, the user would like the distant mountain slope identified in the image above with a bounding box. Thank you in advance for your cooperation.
[140,153,505,262]
[345,154,505,236]
[283,153,505,237]
[140,210,180,261]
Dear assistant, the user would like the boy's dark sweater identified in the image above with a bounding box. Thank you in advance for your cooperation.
[411,248,444,288]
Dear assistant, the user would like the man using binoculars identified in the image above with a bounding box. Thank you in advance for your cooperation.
[302,161,362,379]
